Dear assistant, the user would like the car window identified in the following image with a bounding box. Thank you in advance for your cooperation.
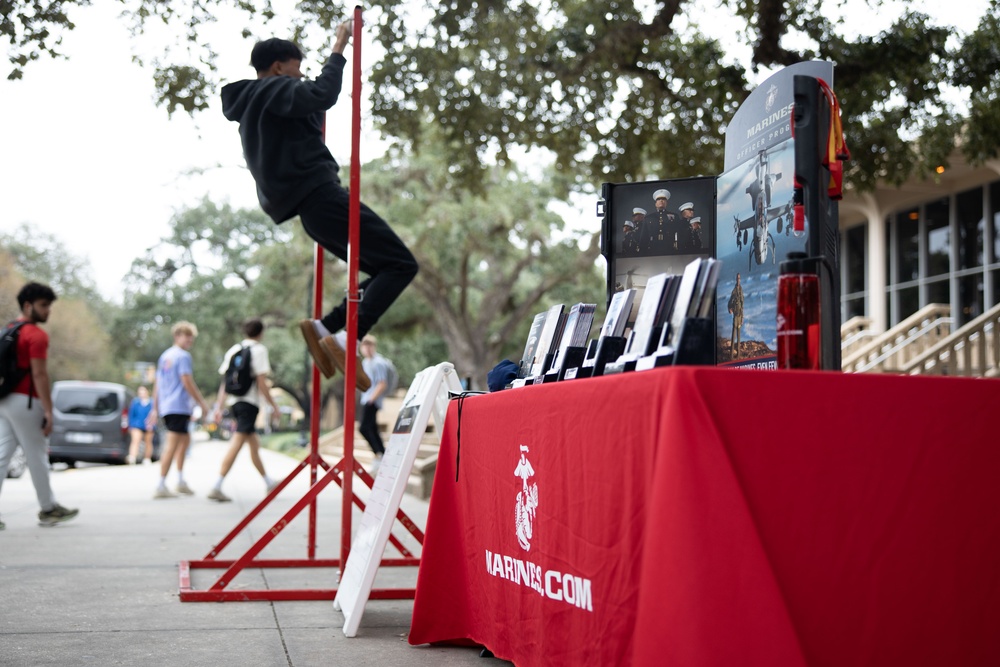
[55,389,120,416]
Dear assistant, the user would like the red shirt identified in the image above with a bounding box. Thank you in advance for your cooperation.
[13,319,47,397]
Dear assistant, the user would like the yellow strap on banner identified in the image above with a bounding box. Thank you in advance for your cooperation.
[816,78,850,200]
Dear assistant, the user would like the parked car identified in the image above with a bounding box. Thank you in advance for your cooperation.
[48,381,160,467]
[5,445,26,478]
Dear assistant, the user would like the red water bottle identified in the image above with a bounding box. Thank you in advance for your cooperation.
[777,252,821,370]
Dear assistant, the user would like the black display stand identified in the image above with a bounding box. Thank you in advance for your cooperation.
[673,318,716,365]
[542,346,588,382]
[635,318,715,369]
[516,352,554,384]
[793,74,842,371]
[566,336,626,380]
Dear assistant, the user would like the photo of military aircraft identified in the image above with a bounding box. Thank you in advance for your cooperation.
[724,142,797,269]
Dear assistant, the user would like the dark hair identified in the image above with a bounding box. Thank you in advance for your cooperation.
[243,317,264,338]
[17,282,57,308]
[250,38,304,72]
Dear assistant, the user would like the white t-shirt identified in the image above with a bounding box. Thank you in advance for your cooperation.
[217,339,271,407]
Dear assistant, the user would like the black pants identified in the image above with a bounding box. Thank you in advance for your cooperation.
[359,403,384,456]
[296,182,418,338]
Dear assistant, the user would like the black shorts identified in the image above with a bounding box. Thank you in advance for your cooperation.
[163,414,190,434]
[231,402,260,434]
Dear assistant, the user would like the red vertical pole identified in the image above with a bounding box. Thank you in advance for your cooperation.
[310,110,328,560]
[340,5,364,576]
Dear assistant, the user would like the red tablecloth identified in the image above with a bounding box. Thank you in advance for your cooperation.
[409,367,1000,666]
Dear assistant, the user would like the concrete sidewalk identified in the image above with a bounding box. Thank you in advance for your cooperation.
[0,436,503,666]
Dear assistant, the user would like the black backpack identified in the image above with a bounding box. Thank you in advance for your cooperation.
[0,321,29,399]
[224,345,255,396]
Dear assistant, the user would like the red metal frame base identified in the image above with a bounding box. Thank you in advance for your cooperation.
[178,451,423,602]
[179,560,417,602]
[178,8,391,606]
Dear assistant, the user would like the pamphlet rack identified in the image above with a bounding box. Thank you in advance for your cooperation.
[542,345,588,382]
[635,318,715,370]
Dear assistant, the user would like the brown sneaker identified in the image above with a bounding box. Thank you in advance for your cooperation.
[298,319,336,378]
[320,335,371,391]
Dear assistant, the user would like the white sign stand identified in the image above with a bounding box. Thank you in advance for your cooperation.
[333,362,464,637]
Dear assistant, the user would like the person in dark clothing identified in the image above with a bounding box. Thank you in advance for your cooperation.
[220,21,417,391]
[728,272,744,359]
[358,335,390,474]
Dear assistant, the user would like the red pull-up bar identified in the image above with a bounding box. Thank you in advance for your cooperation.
[340,4,365,573]
[178,6,423,603]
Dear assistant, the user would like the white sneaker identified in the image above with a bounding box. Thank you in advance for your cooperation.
[207,488,231,503]
[154,487,178,499]
[175,481,195,496]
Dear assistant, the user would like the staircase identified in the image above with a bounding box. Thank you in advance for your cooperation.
[842,302,1000,378]
[841,315,875,359]
[896,303,1000,377]
[841,304,952,374]
[317,390,444,499]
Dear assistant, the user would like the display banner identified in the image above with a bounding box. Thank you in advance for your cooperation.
[715,61,834,368]
[723,61,834,172]
[333,362,464,637]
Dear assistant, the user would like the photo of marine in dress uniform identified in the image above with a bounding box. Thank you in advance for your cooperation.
[603,176,717,335]
[620,218,641,256]
[642,189,679,254]
[675,202,709,253]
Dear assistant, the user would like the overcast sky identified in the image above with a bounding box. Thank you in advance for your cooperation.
[0,2,376,302]
[0,1,989,303]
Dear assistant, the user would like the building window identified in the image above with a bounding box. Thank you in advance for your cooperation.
[896,209,919,283]
[993,270,1000,310]
[991,181,1000,265]
[956,186,984,270]
[858,177,1000,332]
[925,198,950,278]
[926,277,950,306]
[844,297,866,320]
[841,223,867,321]
[959,274,984,322]
[898,285,919,321]
[845,224,866,294]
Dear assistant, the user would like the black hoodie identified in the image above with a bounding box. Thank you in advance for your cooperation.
[221,53,348,224]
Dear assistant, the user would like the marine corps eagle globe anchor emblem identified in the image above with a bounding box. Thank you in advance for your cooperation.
[514,445,538,552]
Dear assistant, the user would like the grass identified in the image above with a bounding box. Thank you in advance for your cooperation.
[259,431,311,461]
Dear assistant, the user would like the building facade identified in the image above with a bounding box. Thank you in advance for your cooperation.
[839,156,1000,333]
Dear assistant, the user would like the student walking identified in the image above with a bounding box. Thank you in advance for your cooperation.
[127,385,155,464]
[208,318,281,502]
[0,282,78,528]
[358,334,393,474]
[149,322,210,499]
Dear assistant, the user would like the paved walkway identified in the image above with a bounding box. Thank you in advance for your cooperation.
[0,436,503,666]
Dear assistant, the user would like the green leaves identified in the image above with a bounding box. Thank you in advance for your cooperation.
[361,141,603,386]
[6,0,999,215]
[2,0,78,80]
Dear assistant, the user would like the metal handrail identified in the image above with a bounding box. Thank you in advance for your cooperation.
[853,317,954,373]
[899,303,1000,377]
[842,303,951,371]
